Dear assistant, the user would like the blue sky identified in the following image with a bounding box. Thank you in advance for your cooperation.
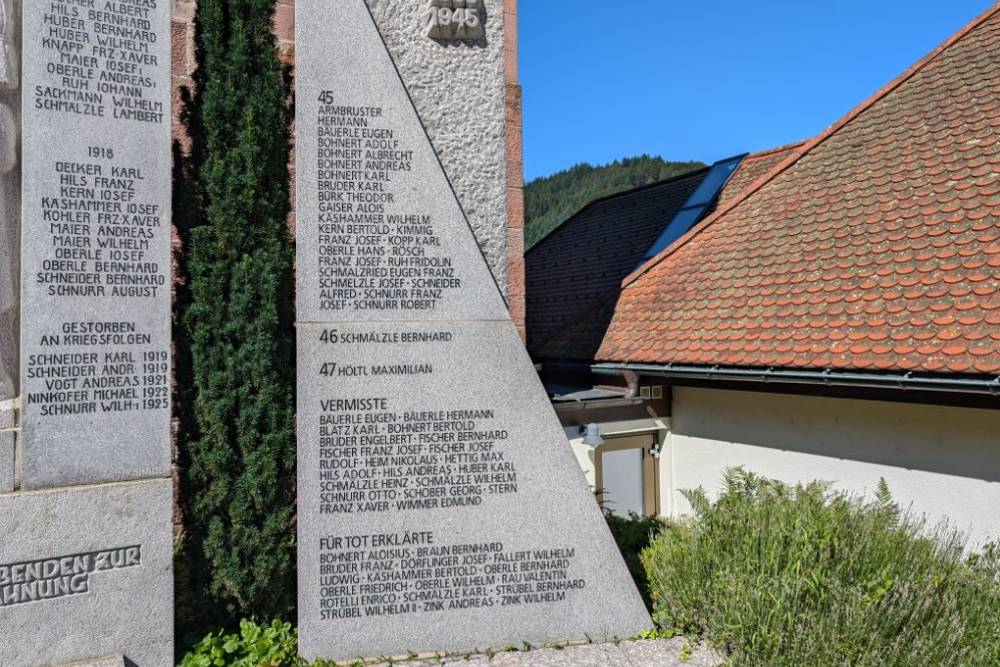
[520,0,994,181]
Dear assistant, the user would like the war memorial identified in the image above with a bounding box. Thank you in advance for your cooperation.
[0,0,650,664]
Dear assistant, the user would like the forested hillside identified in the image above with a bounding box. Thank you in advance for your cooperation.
[524,155,706,249]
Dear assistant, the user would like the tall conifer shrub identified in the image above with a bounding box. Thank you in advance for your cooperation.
[175,0,296,627]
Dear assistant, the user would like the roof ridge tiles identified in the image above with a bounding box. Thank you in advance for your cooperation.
[741,140,808,161]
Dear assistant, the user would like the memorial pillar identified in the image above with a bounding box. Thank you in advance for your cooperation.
[295,1,650,661]
[0,0,173,663]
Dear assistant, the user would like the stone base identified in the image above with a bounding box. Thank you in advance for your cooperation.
[0,479,173,666]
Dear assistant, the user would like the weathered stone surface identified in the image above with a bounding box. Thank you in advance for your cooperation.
[424,1,485,41]
[0,428,13,492]
[0,479,173,666]
[367,0,509,296]
[58,656,125,667]
[296,323,651,660]
[19,0,172,489]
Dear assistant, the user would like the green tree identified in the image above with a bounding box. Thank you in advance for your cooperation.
[175,0,296,629]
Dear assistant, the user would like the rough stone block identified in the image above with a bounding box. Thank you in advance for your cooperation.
[19,0,172,489]
[368,0,510,294]
[0,479,174,666]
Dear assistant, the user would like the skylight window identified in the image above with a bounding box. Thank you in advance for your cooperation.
[637,154,746,266]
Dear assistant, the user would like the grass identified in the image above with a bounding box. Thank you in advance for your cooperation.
[641,468,1000,666]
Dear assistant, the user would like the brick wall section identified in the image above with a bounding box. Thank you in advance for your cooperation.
[171,1,194,151]
[504,0,526,338]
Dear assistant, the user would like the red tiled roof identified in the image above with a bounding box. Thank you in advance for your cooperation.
[526,147,803,359]
[550,4,1000,376]
[717,141,806,205]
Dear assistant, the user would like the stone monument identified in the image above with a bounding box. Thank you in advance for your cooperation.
[0,0,173,664]
[295,0,651,661]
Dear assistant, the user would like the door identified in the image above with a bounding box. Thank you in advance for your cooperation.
[595,434,659,517]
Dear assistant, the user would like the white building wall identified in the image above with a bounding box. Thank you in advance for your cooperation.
[662,387,1000,546]
[565,427,597,489]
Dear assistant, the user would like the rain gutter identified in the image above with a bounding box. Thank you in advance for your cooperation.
[546,362,1000,397]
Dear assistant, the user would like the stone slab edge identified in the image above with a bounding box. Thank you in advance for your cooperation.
[58,656,125,667]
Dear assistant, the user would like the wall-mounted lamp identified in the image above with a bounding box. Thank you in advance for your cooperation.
[580,423,605,447]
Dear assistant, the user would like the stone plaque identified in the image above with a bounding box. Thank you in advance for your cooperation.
[295,2,506,324]
[19,0,171,488]
[295,0,651,660]
[424,0,484,41]
[0,479,173,666]
[297,322,651,659]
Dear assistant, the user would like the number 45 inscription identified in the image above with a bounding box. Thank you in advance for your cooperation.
[425,0,484,41]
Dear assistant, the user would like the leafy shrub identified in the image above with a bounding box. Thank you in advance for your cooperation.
[604,510,665,609]
[641,468,1000,666]
[179,620,300,667]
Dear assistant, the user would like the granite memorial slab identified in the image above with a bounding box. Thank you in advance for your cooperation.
[297,320,652,659]
[295,0,651,660]
[294,0,507,324]
[19,0,172,489]
[0,478,174,666]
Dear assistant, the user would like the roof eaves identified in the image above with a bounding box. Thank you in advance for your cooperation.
[586,362,1000,397]
[620,1,1000,289]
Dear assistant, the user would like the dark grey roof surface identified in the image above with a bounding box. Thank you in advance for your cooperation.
[525,169,709,355]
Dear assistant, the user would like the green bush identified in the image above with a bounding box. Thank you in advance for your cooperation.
[641,468,1000,666]
[179,620,300,667]
[175,0,297,629]
[604,510,665,609]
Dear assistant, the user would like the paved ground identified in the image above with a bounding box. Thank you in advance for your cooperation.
[366,638,722,666]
